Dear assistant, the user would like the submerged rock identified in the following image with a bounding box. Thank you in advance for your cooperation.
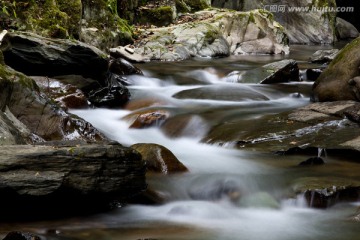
[298,157,325,166]
[0,143,146,217]
[131,143,188,174]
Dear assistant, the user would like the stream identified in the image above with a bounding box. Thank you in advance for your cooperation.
[2,44,360,240]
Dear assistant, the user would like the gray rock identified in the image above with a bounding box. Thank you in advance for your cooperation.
[309,49,339,64]
[0,143,146,215]
[336,17,359,39]
[1,32,108,80]
[229,59,299,84]
[212,0,337,44]
[110,46,148,63]
[128,9,289,61]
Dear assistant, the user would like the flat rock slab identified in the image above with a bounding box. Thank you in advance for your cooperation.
[0,143,146,217]
[204,101,360,153]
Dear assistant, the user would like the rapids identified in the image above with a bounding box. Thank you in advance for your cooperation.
[2,44,360,240]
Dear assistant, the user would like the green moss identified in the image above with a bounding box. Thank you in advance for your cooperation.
[183,0,210,11]
[175,0,191,13]
[0,64,39,92]
[204,28,219,44]
[138,6,174,27]
[56,0,82,37]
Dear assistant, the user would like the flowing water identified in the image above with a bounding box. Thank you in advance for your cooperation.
[2,44,360,240]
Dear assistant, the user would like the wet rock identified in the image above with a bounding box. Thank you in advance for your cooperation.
[0,143,146,217]
[129,9,288,61]
[0,65,105,142]
[88,73,131,108]
[109,58,143,76]
[298,157,325,166]
[1,32,108,80]
[292,177,360,208]
[161,114,209,139]
[31,76,89,109]
[131,143,188,174]
[336,17,359,40]
[124,109,171,129]
[188,179,241,202]
[344,105,360,123]
[3,232,41,240]
[306,69,322,81]
[204,101,360,153]
[309,49,339,64]
[129,188,167,205]
[230,59,299,84]
[125,98,168,110]
[312,37,360,102]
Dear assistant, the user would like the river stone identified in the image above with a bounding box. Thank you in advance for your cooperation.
[306,69,322,81]
[336,17,359,40]
[312,37,360,102]
[292,177,360,208]
[0,143,146,216]
[123,109,171,129]
[0,32,108,80]
[229,59,299,84]
[0,65,105,142]
[309,49,339,64]
[131,143,188,174]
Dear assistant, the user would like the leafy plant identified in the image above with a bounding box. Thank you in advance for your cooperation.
[107,0,118,15]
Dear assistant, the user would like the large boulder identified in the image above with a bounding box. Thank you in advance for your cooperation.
[336,17,359,40]
[129,9,289,61]
[0,143,146,217]
[212,0,337,44]
[312,37,360,101]
[0,64,105,142]
[1,32,108,80]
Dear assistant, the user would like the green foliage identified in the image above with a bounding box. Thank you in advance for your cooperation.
[107,0,118,15]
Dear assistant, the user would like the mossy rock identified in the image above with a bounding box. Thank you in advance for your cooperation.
[175,0,191,13]
[137,6,175,27]
[12,0,82,38]
[183,0,211,11]
[312,37,360,101]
